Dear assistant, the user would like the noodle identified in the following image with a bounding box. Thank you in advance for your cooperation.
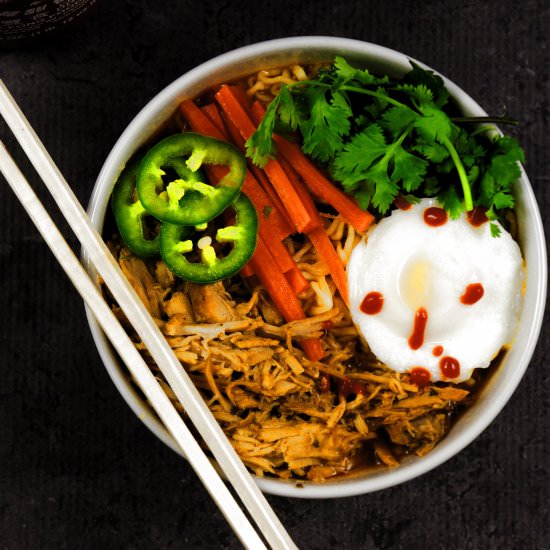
[245,63,323,103]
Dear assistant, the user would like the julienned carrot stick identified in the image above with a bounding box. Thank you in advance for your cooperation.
[249,100,374,233]
[285,267,310,296]
[226,84,253,114]
[264,160,321,233]
[307,226,349,305]
[247,162,294,230]
[277,155,321,228]
[300,338,325,362]
[201,102,227,134]
[215,85,319,233]
[249,236,324,360]
[275,136,374,233]
[274,144,347,303]
[268,237,295,274]
[240,263,254,278]
[179,99,226,141]
[240,220,307,293]
[248,103,318,231]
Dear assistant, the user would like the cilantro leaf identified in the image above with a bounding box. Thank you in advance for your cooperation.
[438,185,464,219]
[277,85,300,130]
[367,162,399,213]
[413,141,449,162]
[492,190,515,210]
[299,87,351,162]
[334,56,390,86]
[394,83,434,108]
[391,147,428,192]
[331,124,387,188]
[414,104,452,142]
[245,94,280,167]
[402,61,449,107]
[490,222,502,237]
[380,106,417,137]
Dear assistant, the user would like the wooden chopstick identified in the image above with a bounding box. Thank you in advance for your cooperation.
[0,80,297,550]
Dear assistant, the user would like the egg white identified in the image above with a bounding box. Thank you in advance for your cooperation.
[347,198,524,383]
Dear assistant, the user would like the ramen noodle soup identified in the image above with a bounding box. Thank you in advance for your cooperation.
[105,60,524,482]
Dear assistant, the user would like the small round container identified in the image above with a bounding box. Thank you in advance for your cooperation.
[85,37,547,499]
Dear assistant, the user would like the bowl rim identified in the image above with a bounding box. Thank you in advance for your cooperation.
[84,36,547,499]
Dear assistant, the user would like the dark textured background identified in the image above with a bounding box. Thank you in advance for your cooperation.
[1,1,548,548]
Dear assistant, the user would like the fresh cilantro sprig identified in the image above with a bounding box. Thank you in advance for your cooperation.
[245,57,524,234]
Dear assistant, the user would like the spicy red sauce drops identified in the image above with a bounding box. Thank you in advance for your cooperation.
[410,367,431,388]
[460,283,484,305]
[440,356,461,378]
[408,307,428,350]
[423,206,447,227]
[360,291,384,315]
[467,206,489,227]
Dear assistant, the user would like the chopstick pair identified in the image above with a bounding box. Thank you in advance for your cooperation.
[0,80,297,550]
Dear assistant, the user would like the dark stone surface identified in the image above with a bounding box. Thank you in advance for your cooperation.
[0,1,548,548]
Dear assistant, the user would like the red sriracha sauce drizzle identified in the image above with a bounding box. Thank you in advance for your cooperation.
[460,283,484,305]
[467,206,489,227]
[423,206,448,227]
[360,291,384,315]
[408,307,428,350]
[439,356,461,378]
[432,345,444,357]
[410,367,431,388]
[394,194,412,211]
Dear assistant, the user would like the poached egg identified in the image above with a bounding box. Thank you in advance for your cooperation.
[347,198,524,383]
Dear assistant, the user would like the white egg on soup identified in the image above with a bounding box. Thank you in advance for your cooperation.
[347,198,524,384]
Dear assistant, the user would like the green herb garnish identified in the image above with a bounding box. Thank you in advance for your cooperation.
[246,57,524,230]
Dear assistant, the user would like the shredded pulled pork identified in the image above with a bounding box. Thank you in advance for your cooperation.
[107,220,477,482]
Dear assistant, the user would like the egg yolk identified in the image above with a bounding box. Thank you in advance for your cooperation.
[399,257,431,311]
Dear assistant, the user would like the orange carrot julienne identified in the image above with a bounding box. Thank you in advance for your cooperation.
[277,154,322,228]
[227,84,253,113]
[272,140,347,302]
[268,238,296,274]
[200,102,226,134]
[179,99,225,141]
[247,162,294,230]
[263,160,321,233]
[240,263,254,278]
[307,225,349,305]
[215,85,320,233]
[214,86,257,140]
[301,338,325,362]
[276,136,374,233]
[250,100,374,233]
[285,267,310,296]
[248,237,324,360]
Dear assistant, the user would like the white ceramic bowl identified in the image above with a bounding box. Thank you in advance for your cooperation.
[85,36,547,498]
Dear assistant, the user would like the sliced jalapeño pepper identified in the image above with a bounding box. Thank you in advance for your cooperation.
[111,157,202,257]
[137,132,247,226]
[160,193,258,283]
